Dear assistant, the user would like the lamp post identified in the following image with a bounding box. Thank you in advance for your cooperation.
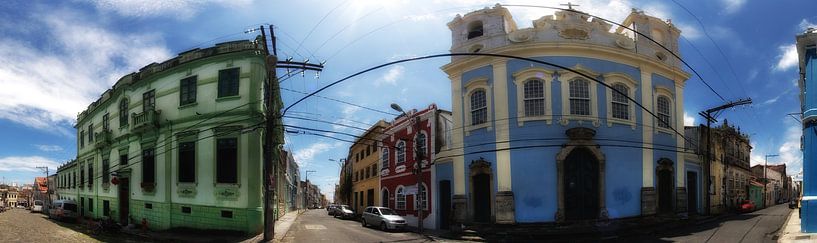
[391,103,424,234]
[305,170,316,210]
[765,154,779,208]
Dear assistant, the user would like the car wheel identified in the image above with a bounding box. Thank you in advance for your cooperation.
[380,222,388,231]
[361,219,367,227]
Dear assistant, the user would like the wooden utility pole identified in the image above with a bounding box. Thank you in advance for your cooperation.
[699,98,752,215]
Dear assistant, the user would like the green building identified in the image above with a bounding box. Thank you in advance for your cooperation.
[749,180,764,209]
[56,39,269,234]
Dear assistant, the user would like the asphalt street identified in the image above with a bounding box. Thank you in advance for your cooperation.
[281,209,433,243]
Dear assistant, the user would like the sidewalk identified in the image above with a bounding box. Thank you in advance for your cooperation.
[243,209,305,243]
[778,208,817,242]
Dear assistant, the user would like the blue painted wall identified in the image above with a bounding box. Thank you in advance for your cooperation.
[435,162,454,228]
[685,162,703,214]
[802,47,817,232]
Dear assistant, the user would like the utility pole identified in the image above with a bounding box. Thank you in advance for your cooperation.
[699,98,751,215]
[35,166,49,207]
[259,24,277,243]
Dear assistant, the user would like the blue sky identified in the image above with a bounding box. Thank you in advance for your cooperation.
[0,0,813,199]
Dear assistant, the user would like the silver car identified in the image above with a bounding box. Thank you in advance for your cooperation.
[48,200,79,222]
[334,205,355,219]
[361,206,406,231]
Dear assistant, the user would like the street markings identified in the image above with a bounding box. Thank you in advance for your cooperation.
[305,224,327,230]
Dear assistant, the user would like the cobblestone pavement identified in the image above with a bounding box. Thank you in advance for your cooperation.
[0,208,146,243]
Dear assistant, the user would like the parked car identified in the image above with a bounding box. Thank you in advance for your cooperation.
[361,206,407,231]
[31,200,44,213]
[327,205,338,215]
[737,200,755,213]
[334,205,355,219]
[48,200,79,222]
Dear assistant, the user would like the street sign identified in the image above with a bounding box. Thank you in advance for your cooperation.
[405,185,418,195]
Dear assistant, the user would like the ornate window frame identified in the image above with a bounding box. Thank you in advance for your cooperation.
[463,77,492,135]
[558,65,600,127]
[513,67,554,126]
[396,185,407,210]
[396,140,406,164]
[653,86,674,135]
[603,73,638,129]
[380,144,389,169]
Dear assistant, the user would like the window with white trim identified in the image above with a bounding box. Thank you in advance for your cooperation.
[396,140,406,164]
[569,79,591,116]
[523,79,546,116]
[381,146,389,168]
[657,96,671,129]
[611,83,630,120]
[396,186,406,210]
[415,132,427,158]
[418,184,428,210]
[470,89,487,125]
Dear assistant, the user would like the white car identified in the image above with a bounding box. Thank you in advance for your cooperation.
[361,206,406,231]
[31,200,44,213]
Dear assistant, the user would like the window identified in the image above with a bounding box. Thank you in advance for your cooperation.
[221,210,233,218]
[88,124,93,142]
[396,140,406,164]
[179,141,196,183]
[142,148,155,184]
[657,96,671,129]
[145,203,152,209]
[523,79,546,116]
[102,159,109,184]
[80,165,85,187]
[119,99,129,126]
[467,21,484,39]
[120,153,128,165]
[365,167,370,179]
[381,146,389,168]
[419,185,428,210]
[396,187,406,210]
[372,164,378,176]
[355,171,358,181]
[218,68,240,97]
[143,90,155,112]
[103,113,109,130]
[366,146,371,157]
[470,89,487,125]
[415,133,427,158]
[611,83,630,120]
[216,138,238,183]
[569,79,591,115]
[182,206,191,214]
[180,76,197,105]
[72,172,75,188]
[80,131,85,148]
[103,200,110,216]
[88,198,93,212]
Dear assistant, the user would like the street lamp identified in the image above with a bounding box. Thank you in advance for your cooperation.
[765,154,779,208]
[391,103,425,234]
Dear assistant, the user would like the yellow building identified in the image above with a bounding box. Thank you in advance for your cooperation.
[350,120,389,213]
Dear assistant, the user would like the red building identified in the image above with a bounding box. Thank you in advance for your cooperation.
[379,104,451,229]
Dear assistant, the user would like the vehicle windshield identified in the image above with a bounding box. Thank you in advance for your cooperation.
[379,208,396,215]
[341,206,351,211]
[34,201,43,206]
[63,203,77,211]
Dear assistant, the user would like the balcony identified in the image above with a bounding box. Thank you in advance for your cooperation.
[94,129,112,148]
[132,109,160,133]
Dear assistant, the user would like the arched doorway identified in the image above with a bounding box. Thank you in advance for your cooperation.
[470,158,492,223]
[657,158,674,214]
[381,188,389,207]
[563,147,600,220]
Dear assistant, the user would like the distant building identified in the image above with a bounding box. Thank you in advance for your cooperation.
[56,39,271,234]
[349,120,389,214]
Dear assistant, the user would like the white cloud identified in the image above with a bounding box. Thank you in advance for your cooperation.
[773,44,798,72]
[721,0,746,14]
[676,24,701,40]
[799,19,817,31]
[376,65,405,86]
[684,112,696,126]
[0,9,171,134]
[294,142,334,167]
[82,0,252,19]
[34,145,64,152]
[0,156,61,173]
[778,121,803,175]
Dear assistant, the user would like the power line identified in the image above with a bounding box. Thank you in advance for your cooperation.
[280,87,398,116]
[292,0,350,61]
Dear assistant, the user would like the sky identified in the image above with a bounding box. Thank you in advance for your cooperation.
[0,0,814,200]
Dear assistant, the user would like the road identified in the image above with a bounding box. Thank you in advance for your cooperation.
[621,204,792,242]
[281,209,433,243]
[0,208,145,243]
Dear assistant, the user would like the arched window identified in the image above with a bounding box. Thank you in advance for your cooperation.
[381,145,389,168]
[470,89,487,125]
[523,79,546,116]
[569,79,591,115]
[415,132,427,158]
[611,83,630,120]
[657,96,671,128]
[418,184,428,210]
[396,186,406,210]
[396,141,406,164]
[467,21,484,39]
[119,99,129,126]
[381,188,389,207]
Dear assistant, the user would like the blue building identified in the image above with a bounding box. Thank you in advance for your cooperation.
[797,28,817,232]
[438,5,692,225]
